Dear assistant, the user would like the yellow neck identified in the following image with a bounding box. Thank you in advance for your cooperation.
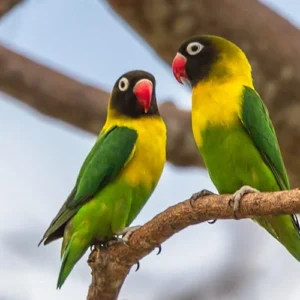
[102,108,162,134]
[192,77,254,148]
[101,108,167,189]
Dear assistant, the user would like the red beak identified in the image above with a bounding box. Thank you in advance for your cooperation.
[172,53,188,84]
[133,79,153,113]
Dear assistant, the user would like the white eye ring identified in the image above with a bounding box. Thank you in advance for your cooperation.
[118,77,129,91]
[186,42,204,56]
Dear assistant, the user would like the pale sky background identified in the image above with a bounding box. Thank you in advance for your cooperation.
[0,1,299,300]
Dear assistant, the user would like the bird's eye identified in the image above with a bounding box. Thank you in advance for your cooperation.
[186,42,203,56]
[118,77,129,91]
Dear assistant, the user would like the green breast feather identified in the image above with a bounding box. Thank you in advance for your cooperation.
[39,126,138,246]
[240,86,290,190]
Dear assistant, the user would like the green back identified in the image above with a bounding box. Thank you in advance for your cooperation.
[39,126,138,245]
[240,87,300,259]
[240,86,290,190]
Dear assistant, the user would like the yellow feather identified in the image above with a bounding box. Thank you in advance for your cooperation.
[191,39,254,148]
[101,109,167,189]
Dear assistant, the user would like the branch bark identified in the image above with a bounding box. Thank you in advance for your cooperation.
[87,188,300,300]
[0,0,22,18]
[107,0,300,186]
[87,189,300,300]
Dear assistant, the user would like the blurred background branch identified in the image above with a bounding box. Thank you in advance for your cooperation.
[0,0,299,184]
[0,0,22,18]
[0,44,200,167]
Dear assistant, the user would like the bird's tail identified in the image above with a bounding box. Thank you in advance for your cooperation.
[57,232,92,289]
[256,215,300,261]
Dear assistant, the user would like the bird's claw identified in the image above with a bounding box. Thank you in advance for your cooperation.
[105,237,122,248]
[135,261,140,272]
[89,240,103,252]
[189,189,216,224]
[207,219,217,224]
[231,185,260,219]
[116,225,142,247]
[87,245,101,263]
[189,189,215,207]
[156,245,162,255]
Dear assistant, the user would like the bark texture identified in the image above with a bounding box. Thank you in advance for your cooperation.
[87,188,300,300]
[107,0,300,186]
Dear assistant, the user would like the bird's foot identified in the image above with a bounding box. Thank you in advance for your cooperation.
[231,185,260,219]
[89,239,103,251]
[118,227,161,254]
[116,225,142,247]
[189,189,217,224]
[104,236,122,248]
[88,243,102,263]
[189,189,215,207]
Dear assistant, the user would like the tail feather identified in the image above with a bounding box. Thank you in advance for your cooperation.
[257,215,300,261]
[57,233,91,289]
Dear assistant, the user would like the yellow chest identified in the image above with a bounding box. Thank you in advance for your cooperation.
[191,80,251,148]
[102,115,167,189]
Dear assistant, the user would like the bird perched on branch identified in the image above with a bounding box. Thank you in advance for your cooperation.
[172,35,300,260]
[39,70,167,288]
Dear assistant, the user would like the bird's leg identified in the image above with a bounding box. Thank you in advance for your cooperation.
[231,185,260,219]
[116,225,142,247]
[189,189,217,224]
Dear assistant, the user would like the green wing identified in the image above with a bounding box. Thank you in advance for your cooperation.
[39,126,138,245]
[240,86,290,190]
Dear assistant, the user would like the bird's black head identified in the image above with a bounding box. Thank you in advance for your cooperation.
[172,35,251,87]
[110,70,159,118]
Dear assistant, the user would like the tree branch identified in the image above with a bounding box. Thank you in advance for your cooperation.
[0,0,23,18]
[87,188,300,300]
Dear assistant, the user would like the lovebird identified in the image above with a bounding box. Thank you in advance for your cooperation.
[172,35,300,260]
[39,70,167,288]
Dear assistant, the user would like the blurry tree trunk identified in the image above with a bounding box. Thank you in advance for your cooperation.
[107,0,300,186]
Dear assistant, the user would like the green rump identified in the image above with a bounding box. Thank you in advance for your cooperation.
[198,86,300,260]
[40,126,156,289]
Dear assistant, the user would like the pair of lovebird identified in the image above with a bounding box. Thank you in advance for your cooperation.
[39,35,300,289]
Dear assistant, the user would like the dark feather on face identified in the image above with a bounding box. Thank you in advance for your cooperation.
[178,36,219,87]
[110,70,159,118]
